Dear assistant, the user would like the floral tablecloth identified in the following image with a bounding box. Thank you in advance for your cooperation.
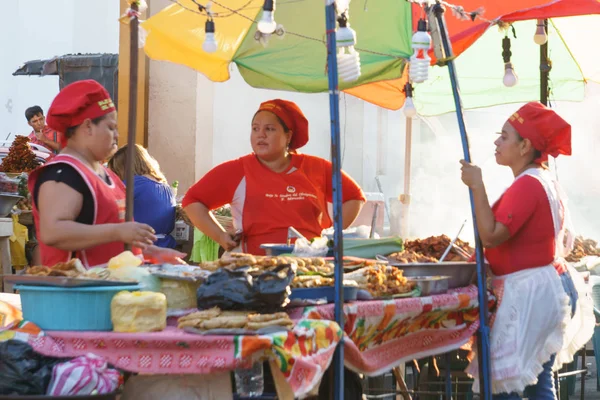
[288,285,481,376]
[0,318,341,398]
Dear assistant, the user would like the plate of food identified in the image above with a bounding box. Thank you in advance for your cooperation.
[4,260,136,287]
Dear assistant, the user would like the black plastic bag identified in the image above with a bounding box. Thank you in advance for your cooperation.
[197,264,295,313]
[0,340,63,395]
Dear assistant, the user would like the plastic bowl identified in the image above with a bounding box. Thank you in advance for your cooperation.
[16,284,141,331]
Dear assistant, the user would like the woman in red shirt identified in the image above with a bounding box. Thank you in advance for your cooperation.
[183,99,366,255]
[460,102,584,399]
[29,80,185,268]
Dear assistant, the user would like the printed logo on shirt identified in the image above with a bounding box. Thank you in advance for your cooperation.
[286,186,296,194]
[116,198,126,221]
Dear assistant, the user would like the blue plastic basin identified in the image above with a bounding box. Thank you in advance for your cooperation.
[15,284,141,331]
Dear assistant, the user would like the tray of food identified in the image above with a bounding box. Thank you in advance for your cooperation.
[4,260,136,287]
[145,264,211,282]
[344,265,417,298]
[177,307,294,334]
[3,274,135,288]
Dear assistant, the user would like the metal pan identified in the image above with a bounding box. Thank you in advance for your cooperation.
[2,274,136,288]
[378,257,478,289]
[407,276,450,296]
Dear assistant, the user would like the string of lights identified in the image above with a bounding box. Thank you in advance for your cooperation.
[167,0,406,59]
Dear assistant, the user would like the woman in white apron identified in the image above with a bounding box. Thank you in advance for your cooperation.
[459,102,594,399]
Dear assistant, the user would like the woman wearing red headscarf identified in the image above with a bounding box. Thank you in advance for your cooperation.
[460,102,593,399]
[183,99,366,255]
[28,80,185,268]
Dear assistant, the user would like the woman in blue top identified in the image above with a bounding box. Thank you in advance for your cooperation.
[108,144,177,248]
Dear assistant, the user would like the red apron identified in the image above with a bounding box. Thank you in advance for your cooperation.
[29,154,140,268]
[240,154,330,255]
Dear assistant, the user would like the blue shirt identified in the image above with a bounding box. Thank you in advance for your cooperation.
[129,175,177,249]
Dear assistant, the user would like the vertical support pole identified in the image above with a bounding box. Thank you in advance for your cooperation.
[125,1,139,230]
[325,2,345,399]
[430,3,492,399]
[540,19,550,106]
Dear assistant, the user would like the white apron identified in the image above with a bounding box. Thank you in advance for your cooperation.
[467,168,595,394]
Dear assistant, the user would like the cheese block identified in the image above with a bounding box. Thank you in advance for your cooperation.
[159,279,199,310]
[111,291,167,332]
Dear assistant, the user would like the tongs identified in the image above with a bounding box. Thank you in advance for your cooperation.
[439,219,468,263]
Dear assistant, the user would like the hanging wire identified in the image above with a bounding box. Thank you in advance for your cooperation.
[168,0,405,58]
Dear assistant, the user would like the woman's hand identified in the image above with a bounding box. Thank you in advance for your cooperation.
[117,222,157,250]
[460,160,484,190]
[144,245,188,264]
[217,231,238,251]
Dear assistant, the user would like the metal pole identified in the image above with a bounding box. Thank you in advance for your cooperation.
[325,2,345,399]
[125,1,139,232]
[540,19,550,106]
[431,3,492,399]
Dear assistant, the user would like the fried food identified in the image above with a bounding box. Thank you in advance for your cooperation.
[25,265,51,276]
[292,275,334,288]
[388,250,438,264]
[403,235,474,261]
[566,236,600,262]
[176,307,294,331]
[247,312,288,322]
[178,307,221,322]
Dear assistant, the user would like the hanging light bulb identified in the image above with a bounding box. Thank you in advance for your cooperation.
[202,18,218,53]
[409,19,431,84]
[501,36,518,87]
[336,12,361,82]
[258,0,277,35]
[403,83,417,118]
[503,63,519,87]
[533,19,548,45]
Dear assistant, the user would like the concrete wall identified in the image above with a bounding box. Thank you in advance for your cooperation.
[0,0,119,140]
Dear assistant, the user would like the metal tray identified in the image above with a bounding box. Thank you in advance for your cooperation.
[407,276,450,296]
[2,274,137,288]
[379,258,478,289]
[183,325,290,336]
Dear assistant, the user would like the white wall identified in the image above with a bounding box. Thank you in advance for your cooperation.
[0,0,119,141]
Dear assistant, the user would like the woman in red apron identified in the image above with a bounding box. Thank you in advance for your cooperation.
[183,99,366,255]
[29,80,185,268]
[460,102,593,399]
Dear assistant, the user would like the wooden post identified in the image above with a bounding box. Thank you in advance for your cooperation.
[400,116,413,238]
[117,0,148,148]
[125,1,139,229]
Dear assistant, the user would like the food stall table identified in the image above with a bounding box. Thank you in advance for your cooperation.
[288,285,481,377]
[12,319,341,398]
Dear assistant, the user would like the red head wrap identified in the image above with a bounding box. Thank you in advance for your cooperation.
[256,99,309,150]
[507,102,571,164]
[46,80,116,147]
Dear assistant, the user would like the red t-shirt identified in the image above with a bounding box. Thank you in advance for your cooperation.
[183,153,366,254]
[28,126,60,153]
[485,175,565,276]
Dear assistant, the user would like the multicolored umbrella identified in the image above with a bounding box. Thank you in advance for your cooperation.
[141,0,600,111]
[402,14,600,115]
[142,0,413,91]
